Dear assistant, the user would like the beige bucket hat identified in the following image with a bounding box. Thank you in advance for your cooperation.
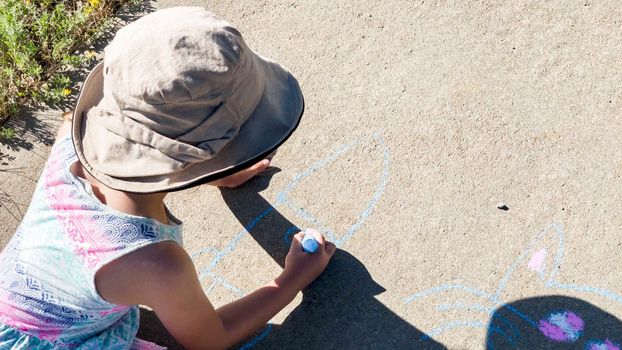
[71,7,304,193]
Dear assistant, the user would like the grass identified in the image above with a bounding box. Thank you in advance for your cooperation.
[0,0,139,140]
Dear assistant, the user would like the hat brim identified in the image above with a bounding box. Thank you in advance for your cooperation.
[72,55,304,194]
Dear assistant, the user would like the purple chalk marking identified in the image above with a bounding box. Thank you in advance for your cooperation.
[538,311,584,342]
[302,233,319,253]
[539,320,571,342]
[587,339,621,350]
[606,340,622,350]
[565,311,585,330]
[404,222,622,344]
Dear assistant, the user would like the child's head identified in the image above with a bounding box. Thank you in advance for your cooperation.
[71,7,303,194]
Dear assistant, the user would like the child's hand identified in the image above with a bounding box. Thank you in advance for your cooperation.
[208,159,271,188]
[281,229,337,289]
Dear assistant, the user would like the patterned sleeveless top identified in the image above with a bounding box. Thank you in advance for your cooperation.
[0,135,183,349]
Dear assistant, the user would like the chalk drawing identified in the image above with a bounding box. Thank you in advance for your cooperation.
[527,248,547,276]
[238,324,273,350]
[404,223,622,348]
[538,311,584,342]
[190,132,390,347]
[587,339,621,350]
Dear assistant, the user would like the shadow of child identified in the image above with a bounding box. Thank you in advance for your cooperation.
[487,295,622,349]
[220,181,446,349]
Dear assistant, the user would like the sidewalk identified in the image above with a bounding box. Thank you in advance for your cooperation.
[2,1,622,349]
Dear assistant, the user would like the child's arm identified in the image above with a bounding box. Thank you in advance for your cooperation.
[214,231,333,344]
[95,230,335,350]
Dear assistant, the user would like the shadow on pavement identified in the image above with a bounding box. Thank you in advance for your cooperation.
[136,172,445,349]
[486,295,622,349]
[0,109,57,152]
[219,175,446,349]
[137,307,183,349]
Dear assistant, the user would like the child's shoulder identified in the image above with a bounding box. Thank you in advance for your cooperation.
[95,240,192,306]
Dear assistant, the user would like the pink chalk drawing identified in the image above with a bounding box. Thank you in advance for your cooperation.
[527,248,547,275]
[404,224,622,348]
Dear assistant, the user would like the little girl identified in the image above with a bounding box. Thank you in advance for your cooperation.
[0,7,336,349]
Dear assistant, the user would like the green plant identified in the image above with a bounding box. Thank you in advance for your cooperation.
[0,0,138,133]
[0,126,15,140]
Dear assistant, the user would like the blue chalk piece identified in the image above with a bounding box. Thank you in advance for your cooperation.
[302,234,319,253]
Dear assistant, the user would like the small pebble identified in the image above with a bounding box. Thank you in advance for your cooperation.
[497,203,509,211]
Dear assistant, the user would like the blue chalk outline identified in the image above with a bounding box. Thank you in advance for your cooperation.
[239,324,273,350]
[422,320,511,349]
[404,223,622,346]
[189,132,391,348]
[278,132,391,247]
[435,302,521,341]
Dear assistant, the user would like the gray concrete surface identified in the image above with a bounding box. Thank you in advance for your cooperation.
[2,1,622,349]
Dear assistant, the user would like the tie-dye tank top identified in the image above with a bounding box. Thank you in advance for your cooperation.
[0,135,183,349]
